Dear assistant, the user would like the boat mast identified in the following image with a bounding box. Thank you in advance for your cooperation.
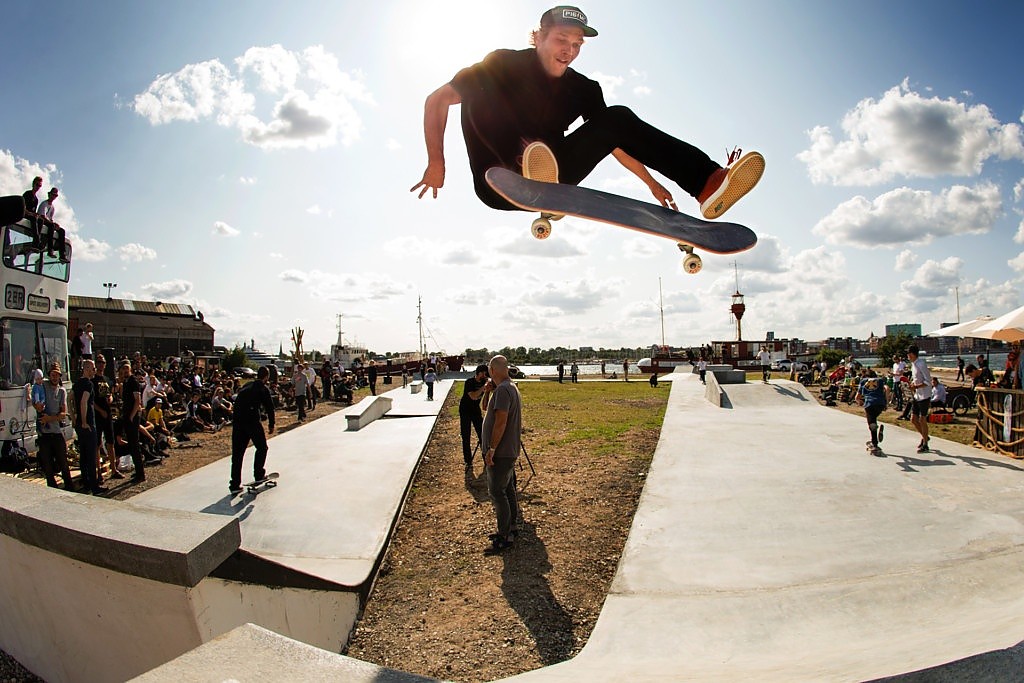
[659,277,666,348]
[417,296,425,357]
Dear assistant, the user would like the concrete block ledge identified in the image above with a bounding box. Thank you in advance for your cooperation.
[409,380,423,394]
[704,369,725,407]
[132,623,439,682]
[0,476,239,587]
[346,395,393,431]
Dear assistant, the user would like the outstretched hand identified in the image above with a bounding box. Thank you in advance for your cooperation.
[411,161,445,199]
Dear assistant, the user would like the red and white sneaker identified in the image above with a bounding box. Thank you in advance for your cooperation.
[698,148,765,219]
[522,141,559,184]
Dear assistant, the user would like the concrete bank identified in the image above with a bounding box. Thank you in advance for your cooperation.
[0,379,454,682]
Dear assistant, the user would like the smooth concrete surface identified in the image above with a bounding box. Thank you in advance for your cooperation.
[346,394,393,431]
[503,376,1024,681]
[1,531,207,683]
[133,380,453,589]
[132,623,439,683]
[0,476,239,586]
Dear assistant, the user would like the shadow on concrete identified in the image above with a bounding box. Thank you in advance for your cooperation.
[931,449,1024,472]
[891,454,956,473]
[498,521,575,665]
[721,393,734,409]
[772,385,810,402]
[200,495,255,521]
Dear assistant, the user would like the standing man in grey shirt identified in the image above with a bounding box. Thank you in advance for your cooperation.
[482,355,523,554]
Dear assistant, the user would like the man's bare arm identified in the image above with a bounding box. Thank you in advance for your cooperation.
[411,84,462,200]
[612,149,677,209]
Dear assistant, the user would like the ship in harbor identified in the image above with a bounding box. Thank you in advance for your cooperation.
[330,299,463,374]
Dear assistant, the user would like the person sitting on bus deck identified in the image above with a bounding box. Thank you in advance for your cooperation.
[334,372,354,404]
[35,187,67,259]
[930,377,948,412]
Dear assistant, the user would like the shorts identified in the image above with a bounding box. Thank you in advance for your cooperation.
[911,398,930,418]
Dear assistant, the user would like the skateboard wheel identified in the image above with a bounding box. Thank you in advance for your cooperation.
[682,253,702,274]
[531,217,552,239]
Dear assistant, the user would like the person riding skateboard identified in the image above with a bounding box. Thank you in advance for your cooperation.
[411,5,764,219]
[229,365,277,495]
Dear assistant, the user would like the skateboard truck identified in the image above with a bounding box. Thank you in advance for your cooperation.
[678,243,702,274]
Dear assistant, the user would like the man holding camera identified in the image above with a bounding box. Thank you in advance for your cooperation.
[482,356,523,553]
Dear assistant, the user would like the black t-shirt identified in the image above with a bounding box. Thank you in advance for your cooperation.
[450,48,605,180]
[22,190,38,213]
[233,380,275,429]
[73,376,95,428]
[122,376,142,423]
[460,376,486,414]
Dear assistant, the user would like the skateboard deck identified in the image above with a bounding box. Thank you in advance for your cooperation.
[485,167,757,274]
[244,472,279,494]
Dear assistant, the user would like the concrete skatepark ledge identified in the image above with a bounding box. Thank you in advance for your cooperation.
[3,373,1024,681]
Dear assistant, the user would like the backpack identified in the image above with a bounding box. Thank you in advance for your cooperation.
[0,440,28,473]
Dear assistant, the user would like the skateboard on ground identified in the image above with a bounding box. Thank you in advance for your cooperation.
[485,167,758,274]
[244,472,279,494]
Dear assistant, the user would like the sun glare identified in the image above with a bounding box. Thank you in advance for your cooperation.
[395,1,526,78]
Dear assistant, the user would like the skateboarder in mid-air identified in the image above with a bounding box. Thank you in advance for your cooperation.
[229,365,276,494]
[411,5,764,219]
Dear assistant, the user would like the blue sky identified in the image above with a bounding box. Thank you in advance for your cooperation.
[2,1,1023,356]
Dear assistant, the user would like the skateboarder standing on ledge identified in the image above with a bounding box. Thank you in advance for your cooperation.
[411,5,764,219]
[229,366,276,495]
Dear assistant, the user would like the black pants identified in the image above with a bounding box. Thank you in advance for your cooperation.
[37,432,73,488]
[472,105,718,210]
[75,427,99,491]
[295,394,306,421]
[460,409,483,464]
[230,421,269,488]
[124,417,144,478]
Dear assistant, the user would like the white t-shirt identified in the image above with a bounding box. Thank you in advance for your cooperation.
[911,358,931,402]
[757,350,771,366]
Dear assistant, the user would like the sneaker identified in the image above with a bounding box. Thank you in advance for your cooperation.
[522,141,559,183]
[229,484,243,494]
[878,424,884,443]
[698,149,765,219]
[916,443,930,454]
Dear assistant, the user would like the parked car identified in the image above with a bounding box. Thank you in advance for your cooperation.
[773,359,809,372]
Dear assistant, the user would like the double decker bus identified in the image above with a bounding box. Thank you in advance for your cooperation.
[0,216,73,446]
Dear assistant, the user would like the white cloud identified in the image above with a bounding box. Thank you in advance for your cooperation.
[213,221,240,236]
[239,176,257,185]
[133,44,374,150]
[72,238,112,262]
[141,279,193,300]
[306,204,322,215]
[798,79,1024,185]
[386,138,402,151]
[117,243,157,262]
[1009,252,1024,272]
[277,269,410,302]
[502,231,587,258]
[519,276,622,314]
[590,71,625,100]
[1014,178,1024,203]
[895,249,917,270]
[898,257,962,311]
[812,183,1001,247]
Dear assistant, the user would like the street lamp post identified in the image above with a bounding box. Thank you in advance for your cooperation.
[103,282,117,300]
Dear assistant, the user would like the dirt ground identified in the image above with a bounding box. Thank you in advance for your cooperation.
[344,380,664,682]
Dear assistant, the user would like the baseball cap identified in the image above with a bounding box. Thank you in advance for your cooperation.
[540,5,597,37]
[155,398,163,404]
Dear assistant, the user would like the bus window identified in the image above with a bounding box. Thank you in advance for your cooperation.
[2,220,70,282]
[2,319,38,386]
[38,321,69,374]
